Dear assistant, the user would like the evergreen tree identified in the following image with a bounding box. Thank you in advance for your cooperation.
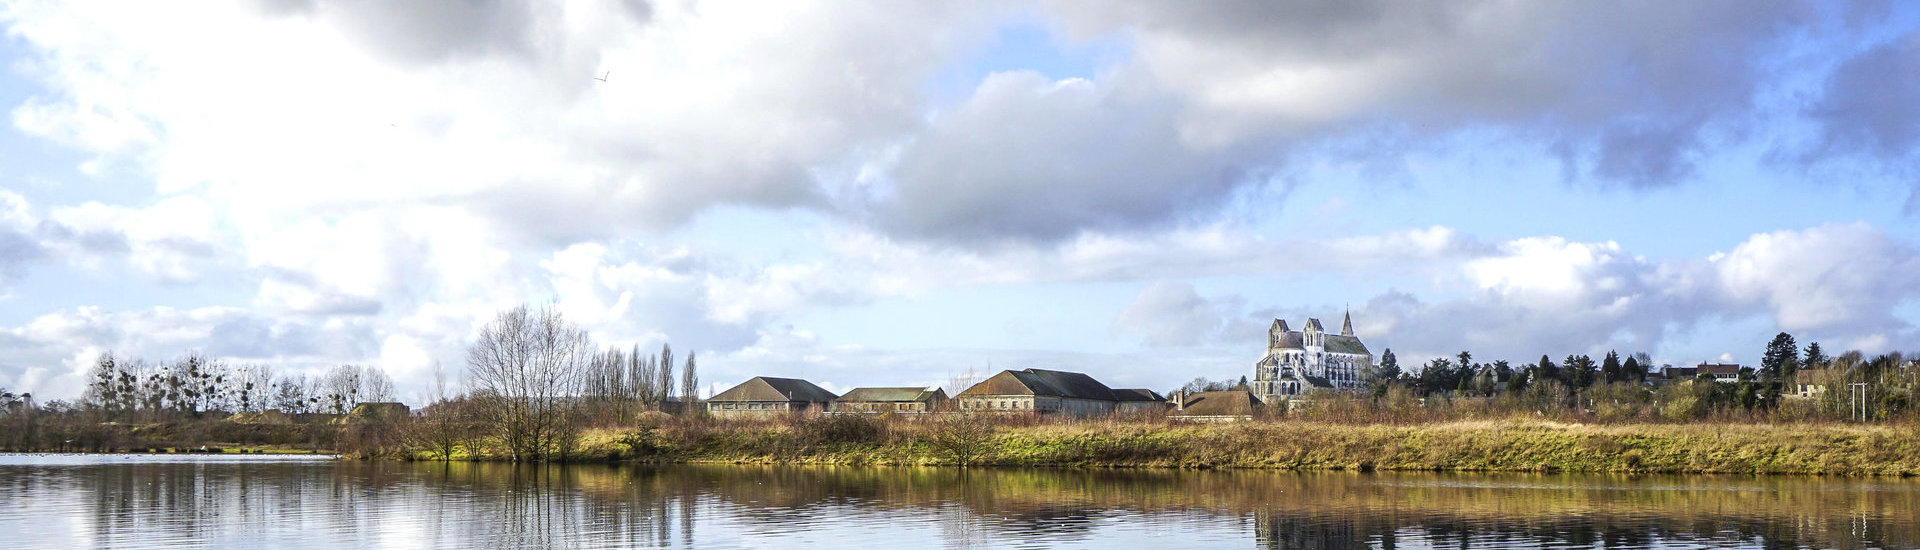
[1802,341,1828,371]
[1601,351,1622,384]
[1537,354,1560,382]
[1367,349,1402,398]
[1564,354,1598,389]
[1375,349,1400,380]
[1761,332,1799,380]
[1506,363,1531,393]
[1621,356,1643,385]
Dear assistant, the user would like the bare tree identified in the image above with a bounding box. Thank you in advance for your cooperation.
[431,360,450,405]
[275,374,310,414]
[466,304,594,462]
[322,365,364,414]
[658,343,675,405]
[680,351,698,409]
[362,367,397,402]
[229,363,276,413]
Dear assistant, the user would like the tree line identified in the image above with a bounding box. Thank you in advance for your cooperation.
[80,352,397,421]
[1347,332,1916,421]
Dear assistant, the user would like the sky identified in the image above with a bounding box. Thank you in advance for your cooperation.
[2,1,1919,405]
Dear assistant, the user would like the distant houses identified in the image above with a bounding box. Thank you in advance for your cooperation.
[953,368,1165,417]
[706,367,1165,419]
[830,387,948,414]
[706,376,837,418]
[1167,390,1261,423]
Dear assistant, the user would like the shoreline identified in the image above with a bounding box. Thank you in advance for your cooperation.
[395,418,1920,477]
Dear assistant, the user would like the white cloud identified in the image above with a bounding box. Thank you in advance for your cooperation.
[1710,223,1920,333]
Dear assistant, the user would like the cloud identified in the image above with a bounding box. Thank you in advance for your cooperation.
[876,71,1250,242]
[1045,1,1850,189]
[1348,223,1920,365]
[1797,27,1920,195]
[0,190,48,290]
[1710,223,1920,335]
[1112,281,1225,347]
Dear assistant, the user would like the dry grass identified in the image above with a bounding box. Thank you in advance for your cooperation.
[463,415,1920,476]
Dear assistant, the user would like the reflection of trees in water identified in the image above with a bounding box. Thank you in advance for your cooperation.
[1248,496,1912,550]
[33,460,1920,548]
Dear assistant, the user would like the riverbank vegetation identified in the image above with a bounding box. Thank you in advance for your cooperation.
[376,412,1920,476]
[5,305,1917,477]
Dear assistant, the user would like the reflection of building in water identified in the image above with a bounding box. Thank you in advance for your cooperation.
[1251,313,1374,403]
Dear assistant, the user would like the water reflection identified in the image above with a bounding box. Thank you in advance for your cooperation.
[2,454,1916,548]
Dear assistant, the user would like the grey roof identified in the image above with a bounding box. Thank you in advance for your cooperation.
[1171,391,1257,417]
[1112,388,1165,402]
[836,387,945,403]
[1263,316,1369,356]
[710,376,839,402]
[1341,311,1354,337]
[1325,335,1370,355]
[958,368,1118,401]
[1270,331,1303,349]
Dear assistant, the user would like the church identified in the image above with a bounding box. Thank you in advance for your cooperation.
[1250,312,1374,403]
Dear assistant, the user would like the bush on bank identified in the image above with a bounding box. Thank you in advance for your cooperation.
[390,412,1920,476]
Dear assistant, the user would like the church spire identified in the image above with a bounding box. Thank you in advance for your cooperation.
[1340,309,1355,337]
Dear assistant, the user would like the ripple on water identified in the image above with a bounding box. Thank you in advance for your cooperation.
[4,460,1919,548]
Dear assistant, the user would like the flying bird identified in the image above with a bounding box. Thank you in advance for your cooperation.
[595,71,609,82]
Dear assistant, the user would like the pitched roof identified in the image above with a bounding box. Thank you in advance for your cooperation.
[836,387,945,402]
[1698,363,1742,375]
[709,376,839,402]
[1340,311,1354,337]
[1270,331,1304,349]
[1171,391,1258,417]
[957,368,1118,401]
[1112,388,1165,402]
[1325,334,1370,355]
[1305,318,1325,332]
[1271,319,1290,332]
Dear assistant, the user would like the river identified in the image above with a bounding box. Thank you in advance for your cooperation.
[1,453,1915,548]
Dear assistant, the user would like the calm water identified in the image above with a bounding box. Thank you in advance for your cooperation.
[2,454,1917,549]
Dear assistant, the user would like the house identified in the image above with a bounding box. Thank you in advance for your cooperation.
[1698,363,1743,383]
[1251,313,1373,403]
[1112,388,1169,414]
[1792,368,1844,399]
[1167,390,1261,422]
[955,368,1123,417]
[706,377,838,418]
[1658,365,1699,384]
[830,387,948,414]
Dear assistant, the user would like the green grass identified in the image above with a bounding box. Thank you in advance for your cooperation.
[411,418,1920,476]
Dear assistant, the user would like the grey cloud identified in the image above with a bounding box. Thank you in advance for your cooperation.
[878,72,1256,242]
[279,0,549,65]
[1111,280,1227,347]
[1802,29,1920,163]
[0,226,45,286]
[1046,1,1844,190]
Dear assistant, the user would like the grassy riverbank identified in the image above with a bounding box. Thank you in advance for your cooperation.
[411,417,1920,476]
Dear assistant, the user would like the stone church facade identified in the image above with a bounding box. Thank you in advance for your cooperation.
[1251,312,1374,403]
